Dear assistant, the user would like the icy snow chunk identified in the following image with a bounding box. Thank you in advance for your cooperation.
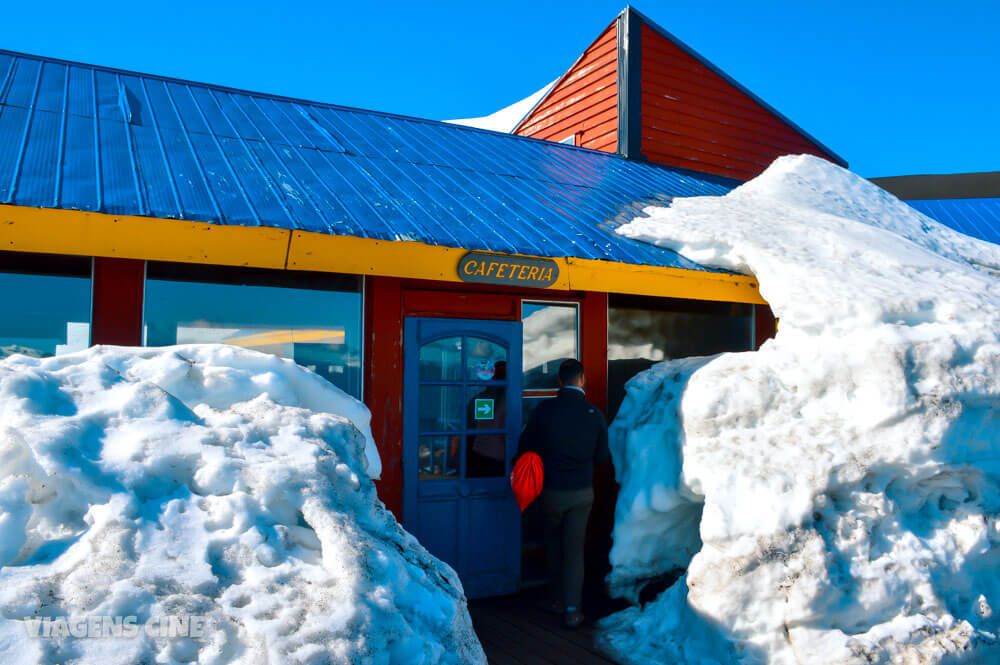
[600,155,1000,665]
[0,345,484,665]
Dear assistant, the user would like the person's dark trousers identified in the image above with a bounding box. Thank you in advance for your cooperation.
[542,487,594,609]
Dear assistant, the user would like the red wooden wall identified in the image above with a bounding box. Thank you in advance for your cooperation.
[640,24,836,181]
[514,10,841,180]
[514,21,619,151]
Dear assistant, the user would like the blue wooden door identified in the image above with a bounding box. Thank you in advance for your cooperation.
[403,317,522,598]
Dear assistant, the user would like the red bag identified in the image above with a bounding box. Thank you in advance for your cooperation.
[511,452,544,512]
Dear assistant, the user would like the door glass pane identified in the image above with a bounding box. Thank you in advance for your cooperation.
[466,385,507,478]
[420,336,463,381]
[466,385,505,428]
[419,385,464,433]
[465,337,507,381]
[522,302,578,389]
[419,435,459,479]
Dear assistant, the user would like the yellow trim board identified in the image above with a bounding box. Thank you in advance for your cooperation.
[0,204,289,269]
[0,204,766,304]
[289,230,765,304]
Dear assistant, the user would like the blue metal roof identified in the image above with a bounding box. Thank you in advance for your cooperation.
[0,49,738,272]
[906,198,1000,247]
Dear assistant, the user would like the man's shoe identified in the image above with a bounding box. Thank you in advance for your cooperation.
[536,599,565,615]
[563,608,584,629]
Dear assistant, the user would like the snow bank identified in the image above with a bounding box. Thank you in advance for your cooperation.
[0,345,484,665]
[600,155,1000,665]
[445,80,554,133]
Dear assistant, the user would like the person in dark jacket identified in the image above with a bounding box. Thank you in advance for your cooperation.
[516,358,611,628]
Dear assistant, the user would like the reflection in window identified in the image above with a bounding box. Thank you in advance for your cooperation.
[522,302,578,390]
[420,336,462,381]
[144,263,362,398]
[521,395,550,432]
[466,337,507,381]
[419,435,460,479]
[0,252,91,359]
[608,295,754,420]
[415,333,513,480]
[419,385,464,432]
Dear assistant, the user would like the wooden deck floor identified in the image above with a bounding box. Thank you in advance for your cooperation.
[469,591,621,665]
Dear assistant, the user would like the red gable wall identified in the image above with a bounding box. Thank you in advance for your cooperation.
[514,22,618,151]
[640,24,836,181]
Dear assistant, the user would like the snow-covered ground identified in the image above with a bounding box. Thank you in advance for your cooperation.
[444,80,554,132]
[599,155,1000,665]
[0,346,485,665]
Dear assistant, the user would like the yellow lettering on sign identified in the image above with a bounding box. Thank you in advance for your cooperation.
[458,255,558,284]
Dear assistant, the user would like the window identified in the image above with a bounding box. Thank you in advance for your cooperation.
[144,263,363,399]
[521,301,579,390]
[416,335,510,480]
[520,300,580,439]
[608,295,754,420]
[0,252,91,359]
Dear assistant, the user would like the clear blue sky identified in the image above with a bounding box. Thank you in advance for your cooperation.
[1,0,997,177]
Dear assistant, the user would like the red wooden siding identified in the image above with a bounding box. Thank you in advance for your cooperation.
[514,22,619,151]
[366,276,405,520]
[640,24,836,181]
[580,293,617,595]
[91,257,144,346]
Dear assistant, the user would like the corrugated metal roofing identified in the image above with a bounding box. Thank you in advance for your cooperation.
[0,49,739,272]
[906,198,1000,247]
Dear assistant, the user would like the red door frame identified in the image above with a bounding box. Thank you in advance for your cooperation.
[365,276,610,521]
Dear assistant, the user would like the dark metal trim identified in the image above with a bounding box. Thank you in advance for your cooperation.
[617,7,643,160]
[869,172,1000,200]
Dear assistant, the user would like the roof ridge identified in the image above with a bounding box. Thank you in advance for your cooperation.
[0,47,635,159]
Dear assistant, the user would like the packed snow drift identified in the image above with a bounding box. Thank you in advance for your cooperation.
[600,155,1000,665]
[445,80,554,132]
[0,345,485,665]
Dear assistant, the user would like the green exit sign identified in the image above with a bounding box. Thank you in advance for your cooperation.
[474,398,495,420]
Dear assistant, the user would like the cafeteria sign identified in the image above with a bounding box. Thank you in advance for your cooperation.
[458,252,559,288]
